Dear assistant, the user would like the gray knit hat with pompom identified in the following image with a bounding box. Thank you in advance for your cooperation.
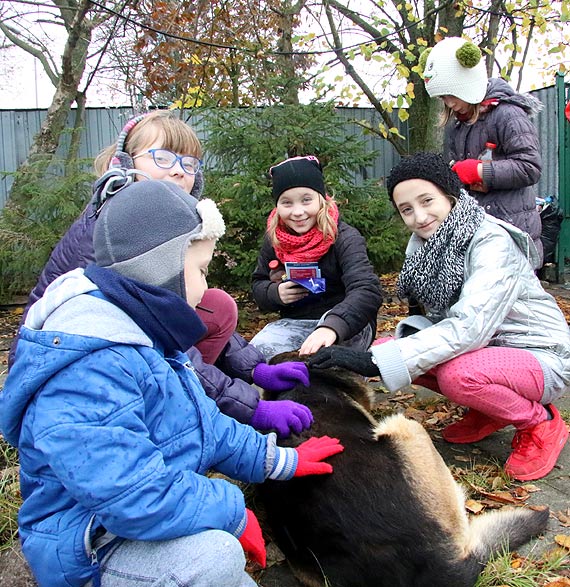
[94,180,225,297]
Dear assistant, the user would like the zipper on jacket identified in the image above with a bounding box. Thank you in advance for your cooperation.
[183,360,197,374]
[85,514,123,587]
[84,515,102,587]
[90,549,102,587]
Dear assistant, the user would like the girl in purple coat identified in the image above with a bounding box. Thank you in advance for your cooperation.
[422,36,543,267]
[10,111,312,438]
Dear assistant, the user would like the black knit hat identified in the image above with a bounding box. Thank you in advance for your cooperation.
[270,156,326,202]
[387,152,462,203]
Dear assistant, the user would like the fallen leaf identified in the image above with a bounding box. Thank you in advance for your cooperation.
[454,455,472,463]
[491,476,506,490]
[488,491,522,504]
[403,407,425,422]
[512,486,530,499]
[481,500,505,510]
[554,510,570,527]
[465,499,484,514]
[554,534,570,550]
[543,579,570,587]
[521,484,541,493]
[389,393,416,402]
[266,541,286,565]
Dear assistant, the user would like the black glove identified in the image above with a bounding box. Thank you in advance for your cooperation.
[307,346,379,377]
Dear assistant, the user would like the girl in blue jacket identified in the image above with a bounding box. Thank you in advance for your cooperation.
[10,111,312,438]
[0,180,343,587]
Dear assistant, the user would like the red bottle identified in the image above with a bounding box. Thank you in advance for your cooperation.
[269,260,286,283]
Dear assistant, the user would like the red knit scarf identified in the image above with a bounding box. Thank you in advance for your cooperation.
[268,197,339,263]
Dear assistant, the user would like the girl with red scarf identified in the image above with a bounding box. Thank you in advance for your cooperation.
[251,156,382,360]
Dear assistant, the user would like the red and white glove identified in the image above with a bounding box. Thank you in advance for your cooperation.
[237,508,266,568]
[294,436,344,477]
[452,159,482,185]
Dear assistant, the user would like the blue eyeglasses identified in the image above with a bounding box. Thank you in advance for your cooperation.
[134,148,202,175]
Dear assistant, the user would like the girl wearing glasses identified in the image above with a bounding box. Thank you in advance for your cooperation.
[9,111,313,439]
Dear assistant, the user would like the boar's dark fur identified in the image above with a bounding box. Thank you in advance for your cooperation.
[255,353,549,587]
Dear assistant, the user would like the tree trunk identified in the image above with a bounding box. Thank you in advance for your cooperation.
[66,91,87,170]
[276,1,301,106]
[9,0,93,205]
[407,79,444,153]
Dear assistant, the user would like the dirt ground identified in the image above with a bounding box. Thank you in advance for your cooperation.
[1,279,569,586]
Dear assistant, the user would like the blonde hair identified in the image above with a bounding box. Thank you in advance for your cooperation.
[439,102,481,126]
[93,110,203,176]
[267,196,338,248]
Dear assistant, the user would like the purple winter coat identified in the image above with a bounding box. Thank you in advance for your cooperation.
[445,78,543,267]
[9,206,263,424]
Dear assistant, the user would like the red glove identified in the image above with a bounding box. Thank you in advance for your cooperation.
[238,508,266,568]
[294,435,344,477]
[452,159,482,185]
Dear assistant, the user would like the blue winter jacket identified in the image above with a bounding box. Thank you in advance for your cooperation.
[9,205,264,424]
[0,269,279,587]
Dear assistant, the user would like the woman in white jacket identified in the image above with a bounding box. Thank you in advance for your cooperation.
[309,152,570,482]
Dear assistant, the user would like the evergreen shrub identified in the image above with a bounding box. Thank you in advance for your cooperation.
[202,103,407,289]
[0,161,94,302]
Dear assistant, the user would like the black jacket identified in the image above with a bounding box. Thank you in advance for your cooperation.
[252,221,382,343]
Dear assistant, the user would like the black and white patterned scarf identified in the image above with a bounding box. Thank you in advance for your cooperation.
[397,191,485,312]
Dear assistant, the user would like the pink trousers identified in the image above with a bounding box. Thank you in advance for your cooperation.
[195,288,238,364]
[373,339,548,429]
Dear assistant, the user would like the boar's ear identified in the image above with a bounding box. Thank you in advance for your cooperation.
[269,350,306,365]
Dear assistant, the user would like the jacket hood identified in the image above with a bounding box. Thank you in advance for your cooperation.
[0,268,152,446]
[485,78,543,117]
[487,215,541,268]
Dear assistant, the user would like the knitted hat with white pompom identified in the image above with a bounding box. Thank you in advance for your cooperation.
[93,180,225,298]
[422,37,488,104]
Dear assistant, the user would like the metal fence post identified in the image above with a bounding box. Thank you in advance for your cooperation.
[556,72,570,282]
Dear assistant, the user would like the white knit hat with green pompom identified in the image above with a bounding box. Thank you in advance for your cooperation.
[422,37,488,104]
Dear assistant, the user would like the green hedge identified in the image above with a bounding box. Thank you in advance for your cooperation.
[0,105,407,301]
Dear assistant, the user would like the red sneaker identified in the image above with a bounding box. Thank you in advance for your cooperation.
[505,405,569,481]
[442,409,507,443]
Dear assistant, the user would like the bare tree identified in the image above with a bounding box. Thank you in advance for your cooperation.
[0,0,129,202]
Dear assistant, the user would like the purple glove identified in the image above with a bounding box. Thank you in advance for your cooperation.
[252,362,310,392]
[250,400,313,437]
